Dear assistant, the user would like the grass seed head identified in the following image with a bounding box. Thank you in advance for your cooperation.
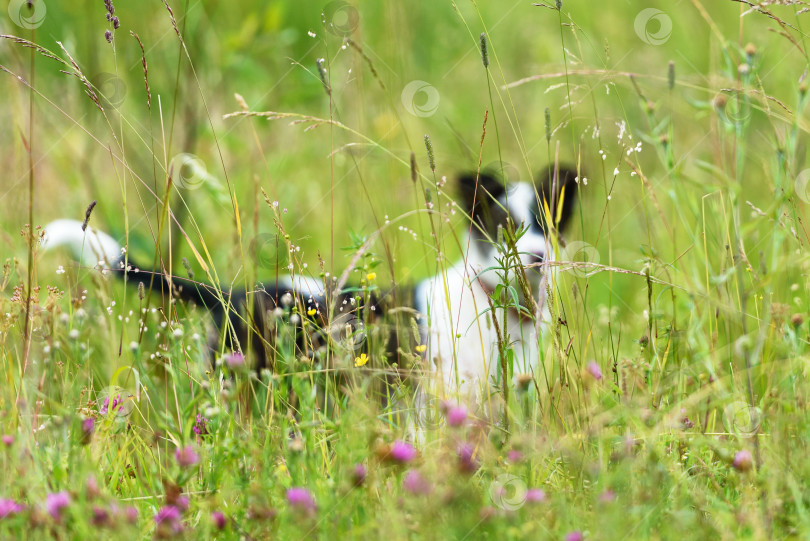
[744,42,756,58]
[424,134,436,172]
[316,58,331,96]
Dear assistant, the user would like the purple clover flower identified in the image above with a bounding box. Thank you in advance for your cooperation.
[81,417,95,445]
[225,351,245,369]
[193,414,209,436]
[85,476,100,500]
[457,443,479,473]
[352,463,367,487]
[286,487,316,514]
[91,505,110,526]
[587,361,603,381]
[99,394,122,416]
[175,445,200,468]
[211,510,226,529]
[0,499,23,518]
[154,506,183,535]
[402,470,432,495]
[525,488,547,503]
[175,496,189,511]
[445,405,468,428]
[154,506,180,523]
[389,440,416,464]
[124,506,138,524]
[45,491,71,520]
[733,450,753,472]
[507,450,524,463]
[599,489,616,503]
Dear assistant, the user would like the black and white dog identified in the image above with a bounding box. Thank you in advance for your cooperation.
[413,165,578,406]
[43,164,578,408]
[41,218,349,371]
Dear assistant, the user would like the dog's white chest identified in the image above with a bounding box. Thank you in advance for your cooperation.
[414,262,541,401]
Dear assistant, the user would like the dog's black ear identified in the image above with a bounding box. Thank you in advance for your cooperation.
[537,164,579,232]
[458,171,506,216]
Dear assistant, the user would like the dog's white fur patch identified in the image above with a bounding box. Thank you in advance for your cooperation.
[42,219,122,269]
[414,258,545,403]
[277,275,326,301]
[414,179,565,405]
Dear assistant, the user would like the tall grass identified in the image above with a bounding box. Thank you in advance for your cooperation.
[1,0,809,539]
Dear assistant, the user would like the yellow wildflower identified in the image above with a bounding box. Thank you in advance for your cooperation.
[355,353,369,367]
[366,272,377,281]
[415,344,427,354]
[307,308,317,317]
